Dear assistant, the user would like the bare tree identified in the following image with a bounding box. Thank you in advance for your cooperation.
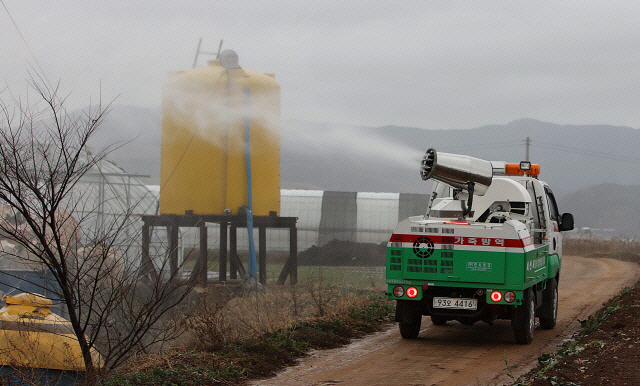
[0,80,194,380]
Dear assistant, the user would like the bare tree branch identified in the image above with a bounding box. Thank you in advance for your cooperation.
[0,79,195,379]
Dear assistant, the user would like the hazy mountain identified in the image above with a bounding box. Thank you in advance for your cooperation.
[283,118,640,195]
[89,106,640,235]
[558,183,640,238]
[89,105,162,181]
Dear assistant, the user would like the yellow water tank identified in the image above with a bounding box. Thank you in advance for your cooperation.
[160,54,280,216]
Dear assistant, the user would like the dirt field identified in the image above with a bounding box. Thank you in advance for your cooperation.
[250,255,640,386]
[522,276,640,385]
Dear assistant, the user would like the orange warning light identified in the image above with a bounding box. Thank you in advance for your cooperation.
[504,163,540,176]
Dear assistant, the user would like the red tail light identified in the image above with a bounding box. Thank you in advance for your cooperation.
[406,287,419,298]
[490,291,502,302]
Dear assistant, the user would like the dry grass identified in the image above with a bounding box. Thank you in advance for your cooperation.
[564,237,640,263]
[180,281,381,351]
[104,282,393,385]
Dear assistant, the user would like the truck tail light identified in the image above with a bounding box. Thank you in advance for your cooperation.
[490,291,502,302]
[406,287,418,298]
[393,286,404,298]
[504,291,516,303]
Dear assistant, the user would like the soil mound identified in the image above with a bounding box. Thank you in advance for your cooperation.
[298,240,386,266]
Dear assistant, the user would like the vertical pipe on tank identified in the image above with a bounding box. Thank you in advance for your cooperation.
[223,69,231,214]
[245,87,257,279]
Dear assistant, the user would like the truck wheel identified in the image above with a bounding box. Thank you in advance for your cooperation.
[430,315,448,325]
[539,278,558,329]
[458,317,475,326]
[399,315,422,339]
[513,288,535,344]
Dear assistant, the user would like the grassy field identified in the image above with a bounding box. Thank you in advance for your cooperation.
[181,252,387,289]
[265,264,385,288]
[564,237,640,263]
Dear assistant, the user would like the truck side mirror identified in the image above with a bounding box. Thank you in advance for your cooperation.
[559,213,574,232]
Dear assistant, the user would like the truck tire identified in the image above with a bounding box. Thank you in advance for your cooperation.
[513,288,535,344]
[458,317,475,326]
[399,315,422,338]
[430,315,448,325]
[539,278,558,329]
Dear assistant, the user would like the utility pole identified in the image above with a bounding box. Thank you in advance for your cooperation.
[525,137,531,161]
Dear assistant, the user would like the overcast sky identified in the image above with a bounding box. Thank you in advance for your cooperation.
[2,1,640,130]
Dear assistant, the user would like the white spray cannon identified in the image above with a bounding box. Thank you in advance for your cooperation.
[420,148,540,218]
[420,148,496,217]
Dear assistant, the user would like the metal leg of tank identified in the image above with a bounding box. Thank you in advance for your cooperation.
[259,225,267,285]
[232,253,246,278]
[230,225,238,279]
[169,224,179,277]
[141,221,159,282]
[276,259,291,284]
[290,225,297,285]
[188,226,207,284]
[189,225,209,286]
[277,226,298,285]
[199,224,208,285]
[219,222,227,282]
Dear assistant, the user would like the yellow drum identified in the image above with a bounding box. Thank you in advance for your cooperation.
[0,293,102,371]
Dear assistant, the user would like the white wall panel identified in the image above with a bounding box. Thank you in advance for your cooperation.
[356,192,399,244]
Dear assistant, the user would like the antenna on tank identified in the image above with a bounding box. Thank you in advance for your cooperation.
[192,38,224,68]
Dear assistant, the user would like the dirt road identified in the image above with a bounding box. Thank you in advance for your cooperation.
[251,256,640,386]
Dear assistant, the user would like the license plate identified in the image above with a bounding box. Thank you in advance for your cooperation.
[433,297,477,310]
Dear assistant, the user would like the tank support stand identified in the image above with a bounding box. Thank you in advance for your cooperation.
[140,214,297,285]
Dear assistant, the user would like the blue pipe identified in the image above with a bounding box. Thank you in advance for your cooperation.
[244,87,257,279]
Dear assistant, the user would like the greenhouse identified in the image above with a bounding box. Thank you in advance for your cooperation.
[175,190,430,254]
[0,154,161,309]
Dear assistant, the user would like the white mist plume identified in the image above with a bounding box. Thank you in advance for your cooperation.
[162,69,280,152]
[286,122,424,172]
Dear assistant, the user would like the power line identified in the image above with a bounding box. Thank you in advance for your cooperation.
[534,140,640,164]
[1,0,53,89]
[443,140,522,152]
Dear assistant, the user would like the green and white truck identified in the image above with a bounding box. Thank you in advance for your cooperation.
[387,149,574,344]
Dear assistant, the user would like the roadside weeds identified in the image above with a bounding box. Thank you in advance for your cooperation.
[508,238,640,386]
[508,280,640,386]
[100,286,395,386]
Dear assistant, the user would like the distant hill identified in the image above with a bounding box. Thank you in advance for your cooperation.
[557,183,640,238]
[281,118,640,197]
[88,105,162,181]
[87,106,640,236]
